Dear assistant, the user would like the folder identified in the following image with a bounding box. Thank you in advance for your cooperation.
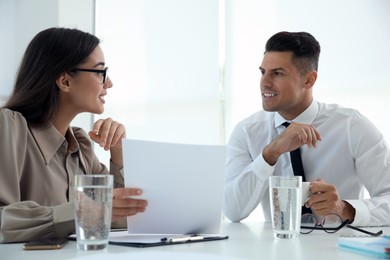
[338,235,390,258]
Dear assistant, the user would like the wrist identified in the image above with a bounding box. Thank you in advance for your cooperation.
[341,200,356,223]
[263,144,281,166]
[110,147,123,165]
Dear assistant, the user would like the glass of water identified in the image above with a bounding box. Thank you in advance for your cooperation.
[73,174,113,250]
[269,176,302,239]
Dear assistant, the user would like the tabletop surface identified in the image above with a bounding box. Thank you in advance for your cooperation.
[1,221,387,260]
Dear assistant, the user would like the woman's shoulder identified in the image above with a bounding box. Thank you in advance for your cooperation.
[0,108,30,151]
[0,108,28,127]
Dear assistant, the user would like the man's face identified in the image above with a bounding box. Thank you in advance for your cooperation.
[259,51,313,120]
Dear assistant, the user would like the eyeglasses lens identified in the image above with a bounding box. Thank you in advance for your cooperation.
[322,214,343,233]
[301,214,318,234]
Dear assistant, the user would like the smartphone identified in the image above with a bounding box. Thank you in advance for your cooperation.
[22,238,68,250]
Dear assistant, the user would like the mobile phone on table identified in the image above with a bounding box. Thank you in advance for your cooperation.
[22,238,69,250]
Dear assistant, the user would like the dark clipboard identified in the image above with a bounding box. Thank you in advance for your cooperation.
[109,235,229,248]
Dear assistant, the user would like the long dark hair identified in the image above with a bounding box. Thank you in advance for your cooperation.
[265,31,321,75]
[4,27,100,127]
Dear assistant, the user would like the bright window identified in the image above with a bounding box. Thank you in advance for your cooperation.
[95,0,390,221]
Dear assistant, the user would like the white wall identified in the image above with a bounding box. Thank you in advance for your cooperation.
[0,0,16,100]
[1,0,58,98]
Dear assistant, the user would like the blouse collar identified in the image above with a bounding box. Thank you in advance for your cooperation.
[30,124,79,165]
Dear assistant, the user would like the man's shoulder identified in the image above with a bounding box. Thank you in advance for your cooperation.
[318,102,360,117]
[235,110,274,129]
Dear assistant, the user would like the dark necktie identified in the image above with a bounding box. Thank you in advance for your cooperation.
[282,122,311,214]
[282,122,306,182]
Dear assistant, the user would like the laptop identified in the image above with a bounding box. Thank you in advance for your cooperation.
[121,139,227,236]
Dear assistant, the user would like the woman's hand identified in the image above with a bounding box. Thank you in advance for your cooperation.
[111,188,148,222]
[88,118,126,165]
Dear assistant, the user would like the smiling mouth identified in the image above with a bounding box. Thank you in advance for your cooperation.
[99,95,105,103]
[262,93,278,98]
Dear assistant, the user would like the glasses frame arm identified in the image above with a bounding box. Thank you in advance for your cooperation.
[346,224,383,237]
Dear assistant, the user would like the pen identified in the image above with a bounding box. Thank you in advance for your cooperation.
[161,235,204,243]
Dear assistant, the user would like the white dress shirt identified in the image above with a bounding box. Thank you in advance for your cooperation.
[224,100,390,226]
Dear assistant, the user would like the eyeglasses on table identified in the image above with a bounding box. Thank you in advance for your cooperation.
[300,213,383,236]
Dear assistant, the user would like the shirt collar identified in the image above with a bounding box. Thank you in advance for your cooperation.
[30,125,79,165]
[274,100,319,128]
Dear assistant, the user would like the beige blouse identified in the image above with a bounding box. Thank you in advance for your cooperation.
[0,108,124,243]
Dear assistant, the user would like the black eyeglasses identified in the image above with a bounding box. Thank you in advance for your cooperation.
[70,67,108,84]
[300,213,383,236]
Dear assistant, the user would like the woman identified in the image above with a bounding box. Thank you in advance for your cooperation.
[0,27,147,243]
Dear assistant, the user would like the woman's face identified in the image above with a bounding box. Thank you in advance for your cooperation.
[65,45,113,115]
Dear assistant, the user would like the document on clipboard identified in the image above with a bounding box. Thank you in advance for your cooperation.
[119,139,227,247]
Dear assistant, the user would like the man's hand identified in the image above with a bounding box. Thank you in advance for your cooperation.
[263,122,322,165]
[306,179,356,222]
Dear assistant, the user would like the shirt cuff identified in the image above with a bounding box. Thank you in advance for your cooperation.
[345,199,370,226]
[52,202,75,237]
[110,160,124,187]
[251,153,275,181]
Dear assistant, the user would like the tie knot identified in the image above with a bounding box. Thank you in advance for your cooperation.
[282,122,290,128]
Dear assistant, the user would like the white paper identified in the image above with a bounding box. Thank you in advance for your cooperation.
[109,231,162,243]
[122,139,227,235]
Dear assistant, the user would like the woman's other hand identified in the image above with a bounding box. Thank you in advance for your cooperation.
[111,188,148,222]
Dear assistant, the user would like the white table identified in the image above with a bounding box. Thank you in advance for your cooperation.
[1,221,387,260]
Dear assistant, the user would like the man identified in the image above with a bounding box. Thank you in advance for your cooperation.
[224,31,390,226]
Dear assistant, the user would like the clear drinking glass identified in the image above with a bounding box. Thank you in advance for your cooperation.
[73,174,113,250]
[269,176,302,239]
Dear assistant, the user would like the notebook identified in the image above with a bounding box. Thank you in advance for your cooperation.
[338,235,390,258]
[121,139,227,237]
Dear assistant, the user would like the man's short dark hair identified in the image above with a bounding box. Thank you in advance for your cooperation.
[265,31,321,74]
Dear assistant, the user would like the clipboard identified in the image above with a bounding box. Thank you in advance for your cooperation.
[109,235,229,248]
[69,233,229,248]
